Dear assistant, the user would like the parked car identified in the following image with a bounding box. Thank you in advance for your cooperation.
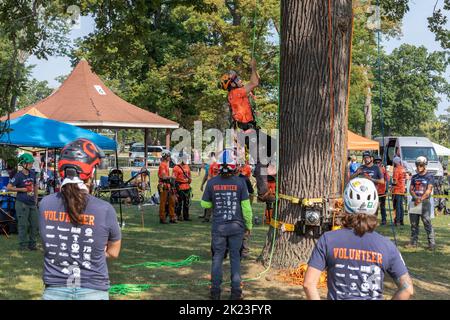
[129,144,165,166]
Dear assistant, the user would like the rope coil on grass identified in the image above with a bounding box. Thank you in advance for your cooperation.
[122,255,201,269]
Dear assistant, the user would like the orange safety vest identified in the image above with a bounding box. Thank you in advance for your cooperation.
[173,164,191,191]
[239,164,252,178]
[227,87,254,124]
[158,161,171,189]
[377,166,389,195]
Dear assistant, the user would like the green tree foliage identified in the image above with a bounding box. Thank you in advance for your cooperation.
[428,0,450,52]
[372,44,450,136]
[349,1,449,138]
[420,118,450,148]
[16,78,53,109]
[68,0,279,130]
[0,0,70,121]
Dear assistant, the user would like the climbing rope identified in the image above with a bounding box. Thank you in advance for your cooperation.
[122,255,201,269]
[277,264,327,288]
[251,0,258,59]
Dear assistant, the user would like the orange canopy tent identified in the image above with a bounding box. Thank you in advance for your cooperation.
[348,130,379,151]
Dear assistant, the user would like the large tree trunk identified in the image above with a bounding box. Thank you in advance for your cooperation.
[260,0,353,269]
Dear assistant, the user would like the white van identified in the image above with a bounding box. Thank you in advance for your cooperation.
[375,136,443,178]
[129,143,164,166]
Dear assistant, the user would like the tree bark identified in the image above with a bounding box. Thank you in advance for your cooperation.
[260,0,353,269]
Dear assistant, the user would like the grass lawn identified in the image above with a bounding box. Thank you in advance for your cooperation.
[1,170,449,300]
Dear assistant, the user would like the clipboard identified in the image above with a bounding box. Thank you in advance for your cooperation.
[408,201,423,215]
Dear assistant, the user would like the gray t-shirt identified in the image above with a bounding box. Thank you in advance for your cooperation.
[308,228,408,300]
[10,170,36,205]
[38,193,121,291]
[202,175,249,233]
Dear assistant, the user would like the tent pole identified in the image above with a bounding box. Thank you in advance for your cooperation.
[115,144,123,227]
[53,149,57,191]
[144,128,148,167]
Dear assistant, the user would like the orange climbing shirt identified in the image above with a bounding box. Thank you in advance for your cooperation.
[228,87,254,124]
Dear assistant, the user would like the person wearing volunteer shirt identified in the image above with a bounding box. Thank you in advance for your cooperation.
[407,156,436,250]
[391,157,407,226]
[201,149,253,300]
[350,151,384,187]
[7,153,39,251]
[304,178,413,300]
[38,139,121,300]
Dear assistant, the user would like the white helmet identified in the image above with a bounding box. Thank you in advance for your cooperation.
[344,178,378,215]
[161,150,171,159]
[415,156,427,166]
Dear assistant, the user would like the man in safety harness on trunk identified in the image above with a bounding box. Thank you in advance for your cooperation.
[219,59,275,203]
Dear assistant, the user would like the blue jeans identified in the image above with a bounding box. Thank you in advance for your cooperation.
[211,223,244,297]
[43,287,109,300]
[378,195,386,223]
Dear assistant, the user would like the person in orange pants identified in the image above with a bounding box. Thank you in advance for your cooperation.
[158,150,177,224]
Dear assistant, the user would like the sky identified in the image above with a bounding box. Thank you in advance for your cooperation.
[27,1,449,114]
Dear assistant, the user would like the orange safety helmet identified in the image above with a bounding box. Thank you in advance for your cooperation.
[58,138,105,180]
[219,70,240,91]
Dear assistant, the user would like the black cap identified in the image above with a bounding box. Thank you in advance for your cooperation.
[374,155,382,162]
[362,151,371,158]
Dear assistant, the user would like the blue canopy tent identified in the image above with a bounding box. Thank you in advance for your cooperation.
[0,114,117,150]
[0,114,122,224]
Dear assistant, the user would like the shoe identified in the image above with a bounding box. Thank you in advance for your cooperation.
[427,244,436,251]
[198,215,205,219]
[381,221,386,225]
[210,292,221,300]
[405,243,418,249]
[28,246,38,251]
[160,219,168,224]
[184,218,192,221]
[202,219,210,223]
[230,293,244,300]
[169,220,178,224]
[400,221,404,226]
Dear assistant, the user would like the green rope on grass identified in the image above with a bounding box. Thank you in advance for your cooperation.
[122,255,201,269]
[109,284,153,295]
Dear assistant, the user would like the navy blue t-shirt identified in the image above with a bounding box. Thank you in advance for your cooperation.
[358,164,382,181]
[38,193,121,291]
[10,170,36,205]
[411,172,434,199]
[202,175,249,233]
[308,228,408,300]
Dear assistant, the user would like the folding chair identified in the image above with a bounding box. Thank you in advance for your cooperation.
[0,195,16,239]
